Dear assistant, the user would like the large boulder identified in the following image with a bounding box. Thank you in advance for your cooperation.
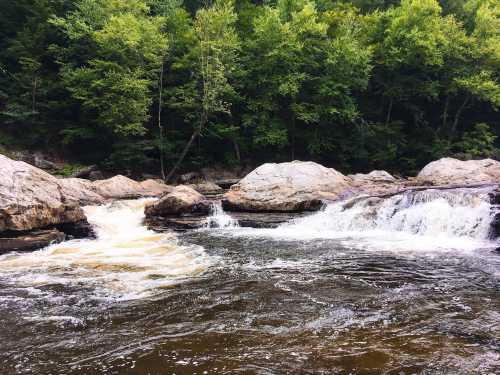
[348,170,406,196]
[92,175,170,199]
[145,185,210,217]
[349,170,396,183]
[417,158,500,186]
[0,154,86,232]
[58,178,105,206]
[223,161,352,212]
[139,179,173,196]
[92,175,145,199]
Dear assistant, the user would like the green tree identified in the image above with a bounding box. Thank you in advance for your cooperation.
[165,0,240,181]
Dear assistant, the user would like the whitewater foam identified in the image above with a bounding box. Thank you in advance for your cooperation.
[205,201,239,228]
[215,188,498,252]
[0,199,215,299]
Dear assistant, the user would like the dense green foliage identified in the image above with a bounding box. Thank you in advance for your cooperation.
[0,0,498,176]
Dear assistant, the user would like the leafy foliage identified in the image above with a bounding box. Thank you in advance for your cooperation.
[0,0,498,175]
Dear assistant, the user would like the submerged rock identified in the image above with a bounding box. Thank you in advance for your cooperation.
[223,161,352,212]
[0,229,65,254]
[417,158,500,185]
[0,154,86,232]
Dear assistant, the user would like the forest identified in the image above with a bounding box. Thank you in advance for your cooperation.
[0,0,498,178]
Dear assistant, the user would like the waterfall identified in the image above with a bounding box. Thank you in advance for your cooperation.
[280,188,496,243]
[205,201,239,228]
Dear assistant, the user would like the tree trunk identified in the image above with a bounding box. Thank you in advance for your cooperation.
[450,95,470,138]
[233,139,241,163]
[385,97,393,125]
[441,94,450,133]
[32,76,37,113]
[165,114,206,183]
[158,62,166,181]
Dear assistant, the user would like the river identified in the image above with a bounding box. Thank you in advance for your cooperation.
[0,189,499,374]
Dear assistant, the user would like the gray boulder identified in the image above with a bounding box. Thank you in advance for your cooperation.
[0,154,86,232]
[223,161,352,212]
[417,158,500,185]
[145,185,210,217]
[58,178,105,206]
[92,175,171,200]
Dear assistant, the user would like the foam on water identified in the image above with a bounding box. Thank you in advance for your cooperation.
[217,188,498,252]
[0,199,214,299]
[205,201,239,228]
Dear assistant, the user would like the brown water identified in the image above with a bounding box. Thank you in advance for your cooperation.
[0,198,499,374]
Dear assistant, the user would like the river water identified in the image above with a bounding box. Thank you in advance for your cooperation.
[0,190,499,374]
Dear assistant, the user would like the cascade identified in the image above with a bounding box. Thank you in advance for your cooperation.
[205,201,239,228]
[282,187,496,241]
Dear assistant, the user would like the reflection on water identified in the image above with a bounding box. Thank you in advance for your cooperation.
[0,195,499,374]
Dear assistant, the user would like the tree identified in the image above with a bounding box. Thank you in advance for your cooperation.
[165,0,239,181]
[53,0,168,139]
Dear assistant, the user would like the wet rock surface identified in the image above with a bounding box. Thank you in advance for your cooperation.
[0,229,65,254]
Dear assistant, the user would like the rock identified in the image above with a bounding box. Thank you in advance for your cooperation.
[92,175,171,200]
[179,172,200,184]
[0,229,66,253]
[214,179,240,189]
[55,220,95,239]
[489,212,500,240]
[33,153,60,171]
[349,170,406,196]
[70,165,98,179]
[231,212,308,228]
[139,179,173,196]
[349,170,396,183]
[145,185,210,217]
[417,158,500,185]
[189,181,223,195]
[91,175,142,199]
[88,170,105,181]
[146,216,207,231]
[0,154,86,232]
[223,161,352,212]
[58,178,105,206]
[11,150,61,172]
[489,187,500,240]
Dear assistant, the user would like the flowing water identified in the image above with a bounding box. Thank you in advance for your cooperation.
[0,189,499,374]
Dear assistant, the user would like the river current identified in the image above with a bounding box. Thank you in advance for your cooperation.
[0,189,499,374]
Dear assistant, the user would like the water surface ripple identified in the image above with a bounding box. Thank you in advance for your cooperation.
[0,196,499,374]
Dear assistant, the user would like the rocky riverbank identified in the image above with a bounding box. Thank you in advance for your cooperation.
[2,153,500,252]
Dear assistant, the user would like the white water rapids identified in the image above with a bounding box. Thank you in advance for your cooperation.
[0,188,497,300]
[217,188,498,252]
[0,199,213,299]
